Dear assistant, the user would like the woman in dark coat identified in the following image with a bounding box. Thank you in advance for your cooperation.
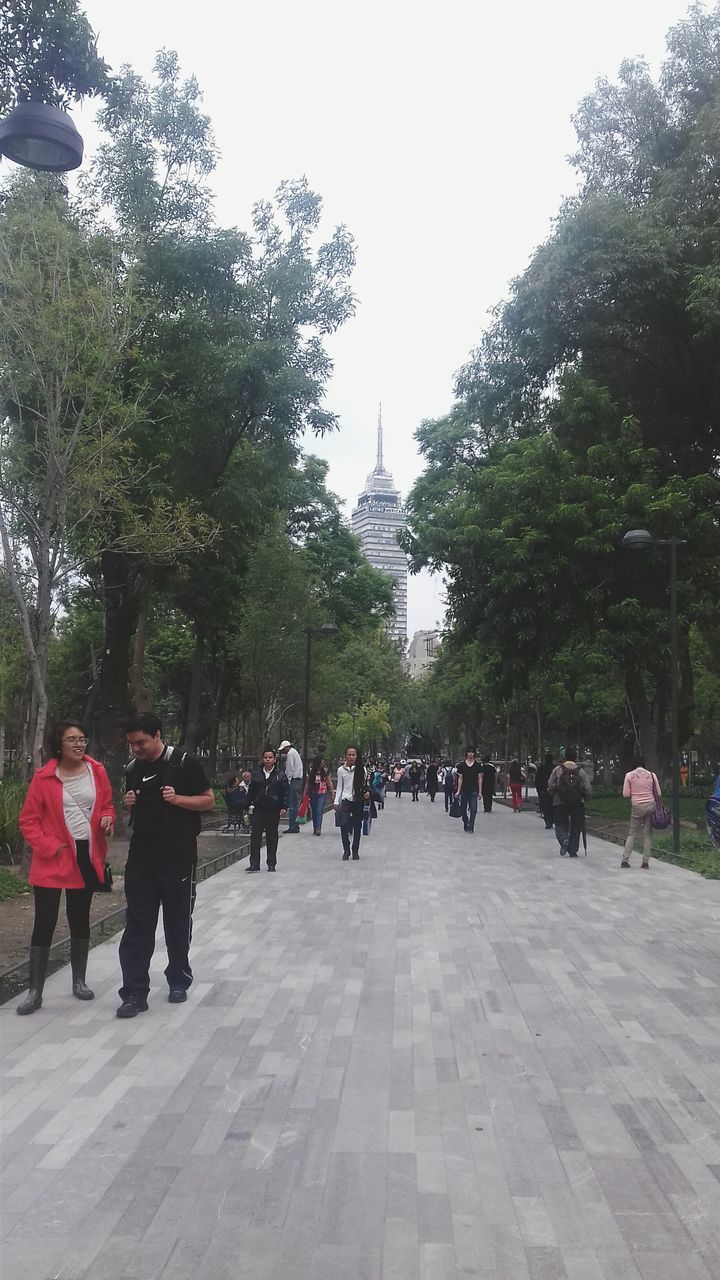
[425,762,439,802]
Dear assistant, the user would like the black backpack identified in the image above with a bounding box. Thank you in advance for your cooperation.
[126,745,201,835]
[557,765,583,809]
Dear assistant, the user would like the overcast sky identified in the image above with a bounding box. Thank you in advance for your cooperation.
[80,0,695,634]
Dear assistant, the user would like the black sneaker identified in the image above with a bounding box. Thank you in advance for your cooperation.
[620,860,631,868]
[116,996,149,1019]
[267,865,276,872]
[168,989,187,1003]
[351,853,359,860]
[342,853,350,860]
[245,866,260,873]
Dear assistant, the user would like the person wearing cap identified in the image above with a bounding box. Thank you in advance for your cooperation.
[279,739,304,833]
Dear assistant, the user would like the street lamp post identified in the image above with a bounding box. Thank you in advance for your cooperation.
[622,529,686,857]
[302,622,339,770]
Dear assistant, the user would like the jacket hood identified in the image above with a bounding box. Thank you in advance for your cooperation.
[561,761,579,770]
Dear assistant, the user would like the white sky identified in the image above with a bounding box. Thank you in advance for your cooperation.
[79,0,694,634]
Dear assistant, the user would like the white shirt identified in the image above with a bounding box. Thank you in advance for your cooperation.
[283,747,303,781]
[335,764,363,806]
[58,764,95,842]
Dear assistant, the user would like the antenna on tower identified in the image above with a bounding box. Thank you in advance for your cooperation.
[376,402,383,471]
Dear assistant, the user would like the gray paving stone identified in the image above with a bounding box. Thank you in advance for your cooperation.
[4,803,720,1278]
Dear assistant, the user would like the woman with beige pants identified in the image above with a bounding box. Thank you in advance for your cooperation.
[621,759,660,869]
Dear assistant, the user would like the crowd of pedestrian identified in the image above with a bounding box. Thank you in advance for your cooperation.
[15,709,718,1021]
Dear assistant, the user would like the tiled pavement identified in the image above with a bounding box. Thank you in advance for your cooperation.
[3,800,720,1280]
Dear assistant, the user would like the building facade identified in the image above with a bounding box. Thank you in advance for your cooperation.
[351,409,408,644]
[407,629,441,679]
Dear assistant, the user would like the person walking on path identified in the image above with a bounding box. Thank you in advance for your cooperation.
[621,758,660,869]
[17,719,115,1015]
[246,748,290,872]
[481,754,496,813]
[279,739,303,833]
[443,762,455,812]
[334,745,370,859]
[408,761,422,802]
[304,755,335,835]
[534,754,555,828]
[371,762,386,809]
[426,761,439,802]
[392,762,404,799]
[455,747,482,833]
[508,759,524,812]
[548,750,592,857]
[117,713,214,1018]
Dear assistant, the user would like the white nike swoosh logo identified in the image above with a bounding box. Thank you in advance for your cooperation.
[141,775,157,782]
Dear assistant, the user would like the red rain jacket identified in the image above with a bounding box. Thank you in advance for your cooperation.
[19,755,115,889]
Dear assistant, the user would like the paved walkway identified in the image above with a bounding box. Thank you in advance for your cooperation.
[3,801,720,1280]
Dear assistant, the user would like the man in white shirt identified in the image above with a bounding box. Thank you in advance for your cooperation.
[279,739,304,833]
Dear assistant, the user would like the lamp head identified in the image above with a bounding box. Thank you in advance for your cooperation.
[622,529,654,549]
[318,622,339,637]
[0,102,84,172]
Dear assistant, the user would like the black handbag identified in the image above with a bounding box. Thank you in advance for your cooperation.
[449,796,461,819]
[96,863,114,893]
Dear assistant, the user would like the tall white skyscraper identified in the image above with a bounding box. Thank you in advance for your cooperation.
[351,407,408,644]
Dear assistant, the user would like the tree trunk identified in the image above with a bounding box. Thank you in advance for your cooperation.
[602,740,612,785]
[88,549,147,782]
[183,628,206,752]
[129,584,152,712]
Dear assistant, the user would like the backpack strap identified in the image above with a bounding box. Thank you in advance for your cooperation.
[163,744,188,787]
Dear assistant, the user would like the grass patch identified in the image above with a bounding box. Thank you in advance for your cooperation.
[651,832,720,878]
[0,867,30,901]
[587,795,707,824]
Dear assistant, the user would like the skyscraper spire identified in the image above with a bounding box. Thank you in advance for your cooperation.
[376,402,383,471]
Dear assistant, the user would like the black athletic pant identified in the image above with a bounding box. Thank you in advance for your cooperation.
[118,853,196,998]
[249,809,280,869]
[482,787,494,813]
[444,784,454,812]
[395,781,403,798]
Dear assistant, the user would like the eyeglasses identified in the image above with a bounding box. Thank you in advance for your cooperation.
[63,736,88,746]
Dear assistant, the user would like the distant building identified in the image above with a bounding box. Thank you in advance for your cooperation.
[408,629,441,679]
[351,407,408,644]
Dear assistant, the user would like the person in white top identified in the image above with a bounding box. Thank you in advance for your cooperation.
[621,757,661,869]
[334,745,370,860]
[279,739,304,833]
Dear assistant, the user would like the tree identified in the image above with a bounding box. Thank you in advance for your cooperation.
[0,0,110,112]
[405,376,720,772]
[0,175,140,766]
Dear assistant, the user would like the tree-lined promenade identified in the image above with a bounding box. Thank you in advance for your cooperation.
[0,1,719,835]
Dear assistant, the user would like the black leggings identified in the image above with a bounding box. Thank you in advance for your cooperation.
[30,838,95,946]
[31,885,93,946]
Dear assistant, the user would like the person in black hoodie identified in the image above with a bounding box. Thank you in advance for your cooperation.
[246,748,290,873]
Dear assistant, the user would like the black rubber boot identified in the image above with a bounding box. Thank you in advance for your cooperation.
[17,946,50,1015]
[70,938,94,1000]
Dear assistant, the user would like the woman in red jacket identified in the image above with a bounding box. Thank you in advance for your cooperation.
[17,719,115,1015]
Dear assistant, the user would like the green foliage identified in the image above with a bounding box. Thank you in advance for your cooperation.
[0,0,110,112]
[325,697,392,762]
[0,780,27,864]
[406,8,720,772]
[0,866,29,898]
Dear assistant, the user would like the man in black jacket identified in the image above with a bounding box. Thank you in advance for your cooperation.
[246,747,290,873]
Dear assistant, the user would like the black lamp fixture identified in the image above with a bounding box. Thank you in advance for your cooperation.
[0,101,84,172]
